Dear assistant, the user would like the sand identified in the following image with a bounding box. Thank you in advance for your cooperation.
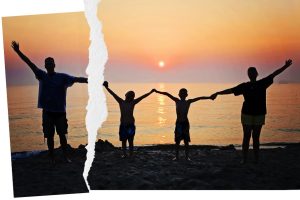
[11,145,89,197]
[11,140,300,197]
[88,142,300,190]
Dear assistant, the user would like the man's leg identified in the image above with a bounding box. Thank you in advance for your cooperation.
[56,112,71,162]
[58,134,71,162]
[42,110,55,163]
[128,138,134,157]
[252,125,262,163]
[59,134,68,151]
[47,136,55,159]
[242,125,252,164]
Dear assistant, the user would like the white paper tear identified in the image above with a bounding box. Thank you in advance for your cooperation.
[83,0,108,190]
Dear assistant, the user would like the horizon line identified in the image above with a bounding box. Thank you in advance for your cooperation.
[6,80,300,87]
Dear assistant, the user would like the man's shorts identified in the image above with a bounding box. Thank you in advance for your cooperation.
[42,110,68,138]
[119,124,136,141]
[174,121,191,143]
[241,114,265,126]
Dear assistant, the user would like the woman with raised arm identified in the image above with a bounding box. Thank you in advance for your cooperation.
[212,59,293,164]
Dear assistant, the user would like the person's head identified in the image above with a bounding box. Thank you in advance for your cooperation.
[179,88,188,100]
[247,67,258,82]
[125,91,135,102]
[45,57,55,73]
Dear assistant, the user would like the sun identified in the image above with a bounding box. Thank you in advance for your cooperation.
[158,61,165,68]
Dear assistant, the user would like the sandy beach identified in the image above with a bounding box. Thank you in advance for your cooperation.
[11,140,300,197]
[88,141,300,190]
[11,145,89,197]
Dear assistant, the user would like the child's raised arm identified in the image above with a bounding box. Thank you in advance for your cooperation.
[133,89,155,104]
[155,90,179,102]
[103,81,123,103]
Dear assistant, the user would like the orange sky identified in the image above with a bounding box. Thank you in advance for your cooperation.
[98,0,300,82]
[3,12,89,85]
[3,1,300,85]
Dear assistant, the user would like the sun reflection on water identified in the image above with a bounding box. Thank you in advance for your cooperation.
[157,83,166,126]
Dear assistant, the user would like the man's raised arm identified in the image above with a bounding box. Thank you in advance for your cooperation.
[155,90,179,102]
[268,59,292,79]
[103,81,123,103]
[73,77,88,83]
[211,88,235,100]
[11,41,39,74]
[133,89,155,104]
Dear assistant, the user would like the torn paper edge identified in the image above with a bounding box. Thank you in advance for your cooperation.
[83,0,108,190]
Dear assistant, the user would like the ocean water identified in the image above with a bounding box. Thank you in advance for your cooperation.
[7,83,300,152]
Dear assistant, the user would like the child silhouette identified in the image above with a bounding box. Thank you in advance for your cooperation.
[155,88,215,160]
[103,81,155,157]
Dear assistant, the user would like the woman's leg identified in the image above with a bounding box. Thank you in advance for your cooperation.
[184,140,190,160]
[252,125,262,163]
[174,140,180,160]
[242,125,252,163]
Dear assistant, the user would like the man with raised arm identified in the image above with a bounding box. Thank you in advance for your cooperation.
[11,41,88,164]
[103,81,155,158]
[212,59,293,164]
[155,88,215,161]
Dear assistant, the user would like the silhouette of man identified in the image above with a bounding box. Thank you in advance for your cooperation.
[212,59,293,164]
[11,41,88,163]
[155,88,215,160]
[103,81,155,157]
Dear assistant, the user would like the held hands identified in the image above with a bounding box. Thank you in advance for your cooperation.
[103,81,109,88]
[11,41,20,52]
[285,59,292,67]
[151,89,156,93]
[210,93,218,100]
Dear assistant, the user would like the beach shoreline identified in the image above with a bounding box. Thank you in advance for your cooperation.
[11,141,294,158]
[11,140,300,197]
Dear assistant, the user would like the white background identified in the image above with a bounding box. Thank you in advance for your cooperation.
[0,0,298,199]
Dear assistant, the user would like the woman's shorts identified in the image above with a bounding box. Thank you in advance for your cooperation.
[241,114,265,126]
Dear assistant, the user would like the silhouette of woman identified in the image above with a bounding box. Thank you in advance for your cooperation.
[212,59,292,164]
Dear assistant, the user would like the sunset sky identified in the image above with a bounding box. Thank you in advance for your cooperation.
[3,12,89,85]
[3,0,300,85]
